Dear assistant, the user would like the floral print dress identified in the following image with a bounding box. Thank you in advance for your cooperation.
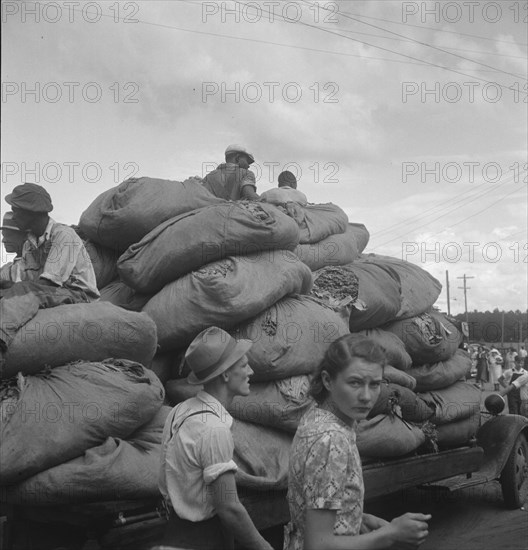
[283,406,364,550]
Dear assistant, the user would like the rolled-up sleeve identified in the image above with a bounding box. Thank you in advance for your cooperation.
[513,373,528,388]
[200,425,238,484]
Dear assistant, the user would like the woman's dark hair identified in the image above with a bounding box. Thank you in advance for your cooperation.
[309,334,388,404]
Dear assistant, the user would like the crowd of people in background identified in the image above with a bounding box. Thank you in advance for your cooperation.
[469,344,528,416]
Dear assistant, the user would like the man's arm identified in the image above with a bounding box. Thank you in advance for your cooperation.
[240,169,259,200]
[209,471,273,550]
[240,185,260,200]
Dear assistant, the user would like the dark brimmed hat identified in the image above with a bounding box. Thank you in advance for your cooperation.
[0,212,23,232]
[186,327,252,385]
[5,183,53,212]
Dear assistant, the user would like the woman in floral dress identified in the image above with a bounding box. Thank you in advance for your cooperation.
[284,334,431,550]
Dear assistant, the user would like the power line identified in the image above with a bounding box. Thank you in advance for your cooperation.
[372,182,493,238]
[335,9,528,47]
[300,0,527,80]
[397,184,527,246]
[371,177,523,250]
[62,4,446,68]
[338,29,528,60]
[71,3,527,83]
[231,1,527,95]
[372,172,519,240]
[445,184,528,229]
[500,229,528,240]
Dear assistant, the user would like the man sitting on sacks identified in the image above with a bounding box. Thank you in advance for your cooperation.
[0,211,27,283]
[0,183,99,359]
[159,326,273,550]
[202,144,260,201]
[260,170,308,206]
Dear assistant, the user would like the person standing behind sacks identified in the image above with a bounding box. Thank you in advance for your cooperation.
[283,333,431,550]
[475,345,489,389]
[520,345,528,368]
[159,326,273,550]
[202,144,260,201]
[499,356,528,416]
[0,183,99,361]
[504,347,518,370]
[260,171,308,205]
[487,348,504,392]
[0,212,26,282]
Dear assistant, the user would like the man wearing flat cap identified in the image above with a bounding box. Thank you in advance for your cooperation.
[159,326,273,550]
[0,212,26,282]
[0,183,99,357]
[260,170,308,206]
[202,144,260,201]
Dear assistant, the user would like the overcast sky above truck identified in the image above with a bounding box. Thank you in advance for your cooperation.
[1,0,526,314]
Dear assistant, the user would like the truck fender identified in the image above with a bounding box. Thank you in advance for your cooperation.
[476,414,528,479]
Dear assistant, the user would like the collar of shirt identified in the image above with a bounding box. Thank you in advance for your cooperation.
[312,406,357,433]
[27,217,55,248]
[195,390,233,428]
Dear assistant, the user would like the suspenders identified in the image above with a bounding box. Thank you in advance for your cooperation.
[168,408,220,439]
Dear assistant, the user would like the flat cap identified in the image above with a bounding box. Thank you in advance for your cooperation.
[5,183,53,212]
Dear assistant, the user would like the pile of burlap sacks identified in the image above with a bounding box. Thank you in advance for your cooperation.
[0,176,477,503]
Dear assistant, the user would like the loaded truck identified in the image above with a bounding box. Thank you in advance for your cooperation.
[2,405,527,550]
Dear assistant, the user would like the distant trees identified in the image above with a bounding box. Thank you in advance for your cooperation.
[454,310,527,343]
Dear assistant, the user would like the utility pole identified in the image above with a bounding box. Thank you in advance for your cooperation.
[457,274,474,325]
[446,270,451,316]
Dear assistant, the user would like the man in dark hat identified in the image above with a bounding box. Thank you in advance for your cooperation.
[0,212,26,282]
[260,170,308,205]
[202,144,260,201]
[0,183,99,356]
[159,326,273,550]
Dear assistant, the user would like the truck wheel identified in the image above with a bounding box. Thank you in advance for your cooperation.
[500,433,528,509]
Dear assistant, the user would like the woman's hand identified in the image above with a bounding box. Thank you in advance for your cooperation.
[360,513,390,533]
[387,512,431,546]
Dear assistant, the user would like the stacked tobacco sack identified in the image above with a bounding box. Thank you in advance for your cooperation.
[0,175,476,503]
[83,177,367,491]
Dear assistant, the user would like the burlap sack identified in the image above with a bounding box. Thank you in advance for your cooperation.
[2,302,158,378]
[117,202,300,293]
[79,177,225,251]
[143,252,313,351]
[0,360,165,485]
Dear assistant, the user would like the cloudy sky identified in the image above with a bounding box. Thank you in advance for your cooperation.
[2,0,527,314]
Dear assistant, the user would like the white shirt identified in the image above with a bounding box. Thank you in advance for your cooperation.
[260,186,308,205]
[504,369,528,401]
[19,218,99,298]
[159,390,238,521]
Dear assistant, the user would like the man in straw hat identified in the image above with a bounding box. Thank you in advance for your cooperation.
[202,144,260,201]
[159,326,273,550]
[0,211,26,282]
[0,183,99,358]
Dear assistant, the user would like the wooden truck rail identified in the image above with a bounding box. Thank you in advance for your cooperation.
[2,414,527,550]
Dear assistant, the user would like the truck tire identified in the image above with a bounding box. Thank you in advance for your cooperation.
[500,432,528,509]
